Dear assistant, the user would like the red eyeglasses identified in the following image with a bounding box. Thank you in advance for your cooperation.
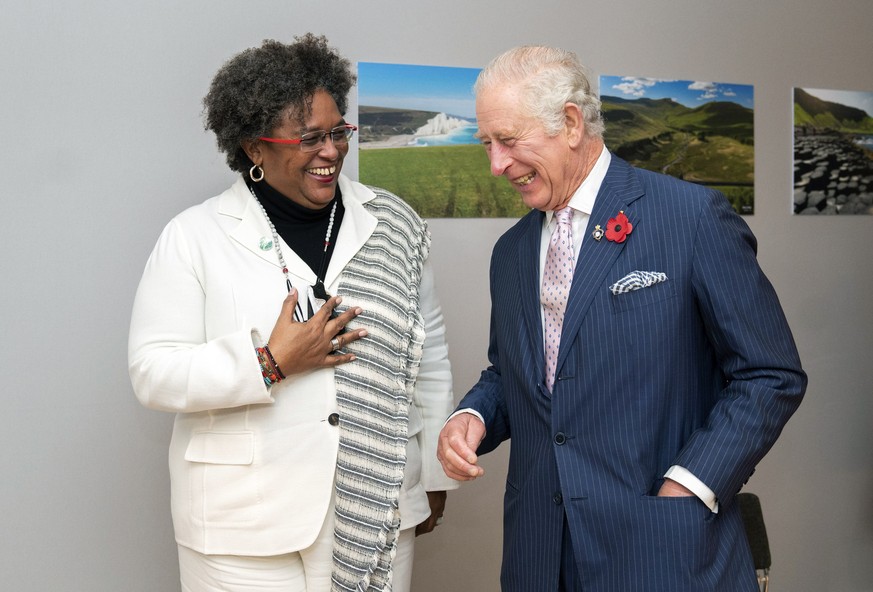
[259,124,357,152]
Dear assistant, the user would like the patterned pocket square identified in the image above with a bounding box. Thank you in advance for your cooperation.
[609,270,668,295]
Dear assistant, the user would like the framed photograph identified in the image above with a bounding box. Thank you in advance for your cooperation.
[357,62,527,218]
[599,75,755,215]
[794,87,873,215]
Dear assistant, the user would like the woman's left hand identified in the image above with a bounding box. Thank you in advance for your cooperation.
[415,491,447,536]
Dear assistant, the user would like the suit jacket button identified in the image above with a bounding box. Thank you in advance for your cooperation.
[554,432,566,445]
[328,413,340,426]
[553,492,563,505]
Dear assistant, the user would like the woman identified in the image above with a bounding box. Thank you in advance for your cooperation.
[128,35,456,592]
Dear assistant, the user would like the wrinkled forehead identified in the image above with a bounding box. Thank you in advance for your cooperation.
[475,85,537,137]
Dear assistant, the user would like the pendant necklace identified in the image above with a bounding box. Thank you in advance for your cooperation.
[249,184,337,321]
[312,202,338,301]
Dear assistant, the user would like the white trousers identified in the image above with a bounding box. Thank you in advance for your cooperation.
[178,521,416,592]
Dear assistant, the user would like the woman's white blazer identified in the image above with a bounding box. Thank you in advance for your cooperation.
[128,175,456,556]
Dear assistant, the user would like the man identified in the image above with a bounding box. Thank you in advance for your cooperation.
[437,45,806,591]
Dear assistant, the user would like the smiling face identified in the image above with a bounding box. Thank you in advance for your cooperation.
[475,83,597,212]
[246,89,348,209]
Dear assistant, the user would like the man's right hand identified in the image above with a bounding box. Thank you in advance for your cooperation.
[437,413,486,481]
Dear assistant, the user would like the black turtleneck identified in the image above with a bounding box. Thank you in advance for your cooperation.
[248,180,345,283]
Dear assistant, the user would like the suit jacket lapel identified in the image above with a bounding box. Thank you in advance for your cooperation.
[518,210,547,377]
[556,157,644,374]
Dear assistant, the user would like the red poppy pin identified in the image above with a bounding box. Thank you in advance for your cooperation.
[604,210,633,243]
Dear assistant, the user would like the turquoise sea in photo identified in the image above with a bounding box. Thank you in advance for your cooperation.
[410,124,479,146]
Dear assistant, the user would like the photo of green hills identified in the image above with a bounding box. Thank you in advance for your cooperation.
[793,88,873,215]
[356,65,763,218]
[600,76,754,215]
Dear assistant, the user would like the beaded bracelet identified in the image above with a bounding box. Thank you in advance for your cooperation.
[256,345,284,387]
[263,344,285,380]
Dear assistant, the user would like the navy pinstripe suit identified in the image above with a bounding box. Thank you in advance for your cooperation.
[456,156,806,591]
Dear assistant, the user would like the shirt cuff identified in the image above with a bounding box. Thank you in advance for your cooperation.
[664,465,719,513]
[446,408,485,427]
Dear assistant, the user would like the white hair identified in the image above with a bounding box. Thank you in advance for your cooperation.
[474,45,605,139]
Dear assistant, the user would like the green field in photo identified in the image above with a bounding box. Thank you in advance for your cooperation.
[359,144,529,218]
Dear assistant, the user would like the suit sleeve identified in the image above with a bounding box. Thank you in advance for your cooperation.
[673,190,806,501]
[128,218,273,413]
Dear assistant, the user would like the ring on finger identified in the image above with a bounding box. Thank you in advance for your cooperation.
[330,337,341,351]
[436,516,444,526]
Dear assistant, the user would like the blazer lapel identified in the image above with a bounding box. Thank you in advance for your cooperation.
[223,177,315,282]
[223,175,379,291]
[224,178,279,265]
[324,179,377,291]
[556,158,644,374]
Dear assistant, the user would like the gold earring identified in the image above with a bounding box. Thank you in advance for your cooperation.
[249,164,265,182]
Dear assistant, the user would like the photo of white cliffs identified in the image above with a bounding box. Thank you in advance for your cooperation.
[359,110,476,149]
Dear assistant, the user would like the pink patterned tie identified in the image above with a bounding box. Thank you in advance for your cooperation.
[542,207,575,392]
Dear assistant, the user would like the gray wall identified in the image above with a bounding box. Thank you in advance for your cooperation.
[1,0,871,590]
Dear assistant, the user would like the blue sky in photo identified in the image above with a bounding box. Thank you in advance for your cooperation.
[357,62,480,119]
[600,75,754,109]
[801,88,873,117]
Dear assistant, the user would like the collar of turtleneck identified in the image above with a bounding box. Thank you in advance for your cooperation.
[247,178,345,279]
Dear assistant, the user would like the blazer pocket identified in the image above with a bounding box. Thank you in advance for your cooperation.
[185,431,260,524]
[184,430,255,465]
[610,279,676,314]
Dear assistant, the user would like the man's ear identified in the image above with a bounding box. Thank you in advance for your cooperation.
[241,139,262,166]
[564,102,585,148]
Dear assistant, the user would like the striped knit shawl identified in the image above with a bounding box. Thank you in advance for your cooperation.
[331,187,430,592]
